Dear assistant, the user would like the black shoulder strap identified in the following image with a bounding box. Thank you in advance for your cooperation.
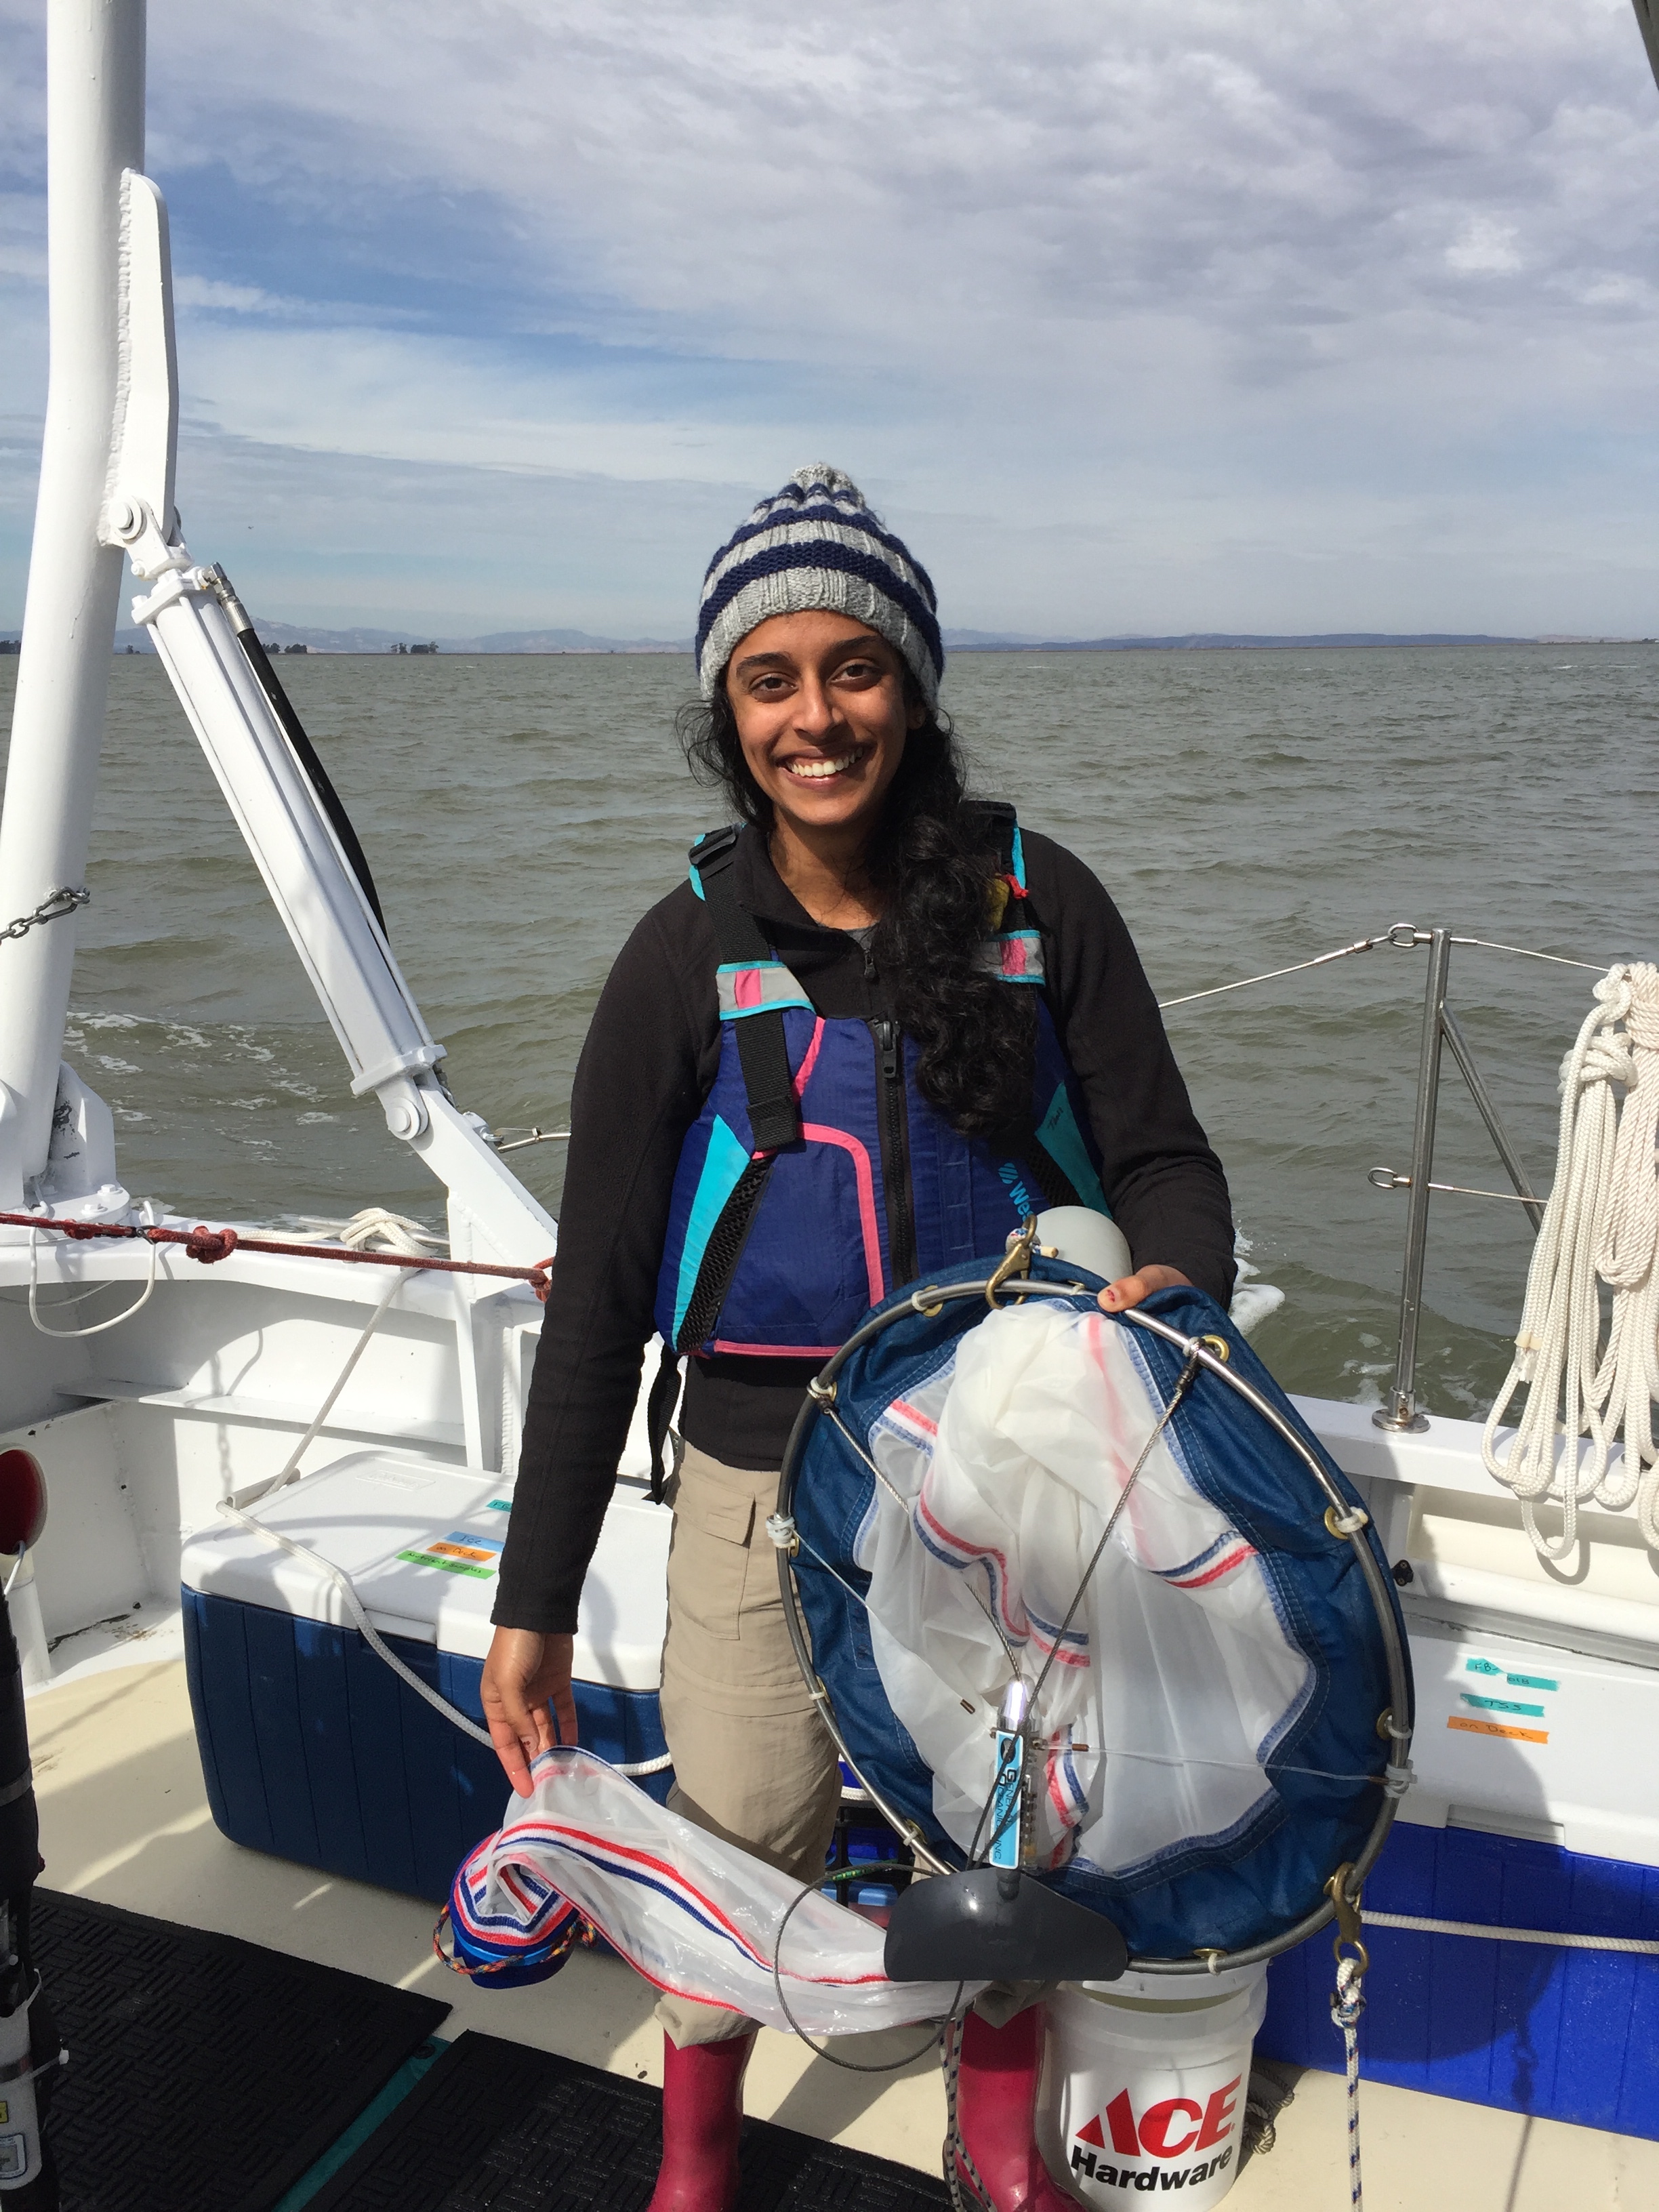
[962,798,1017,876]
[690,828,802,1153]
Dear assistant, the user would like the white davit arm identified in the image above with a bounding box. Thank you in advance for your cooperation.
[101,171,554,1264]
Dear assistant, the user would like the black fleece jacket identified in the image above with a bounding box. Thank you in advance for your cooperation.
[493,823,1235,1633]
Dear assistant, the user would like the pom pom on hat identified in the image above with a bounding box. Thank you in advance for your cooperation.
[695,464,944,707]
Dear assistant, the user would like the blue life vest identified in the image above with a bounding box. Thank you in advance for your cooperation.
[651,808,1112,1367]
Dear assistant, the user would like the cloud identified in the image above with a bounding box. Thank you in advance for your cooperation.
[169,273,295,314]
[1446,217,1523,274]
[3,0,1659,634]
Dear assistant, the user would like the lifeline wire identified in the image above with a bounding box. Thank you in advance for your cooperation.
[1157,930,1395,1010]
[1157,921,1608,1011]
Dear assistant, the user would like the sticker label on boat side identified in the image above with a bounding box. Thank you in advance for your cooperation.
[487,1499,512,1512]
[1448,1715,1548,1745]
[396,1530,504,1578]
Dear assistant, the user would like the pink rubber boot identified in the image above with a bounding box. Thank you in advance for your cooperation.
[951,2006,1076,2212]
[647,2030,757,2212]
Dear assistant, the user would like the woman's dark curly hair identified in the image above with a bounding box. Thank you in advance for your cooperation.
[676,684,1038,1142]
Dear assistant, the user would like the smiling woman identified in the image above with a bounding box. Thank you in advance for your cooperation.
[479,463,1235,2212]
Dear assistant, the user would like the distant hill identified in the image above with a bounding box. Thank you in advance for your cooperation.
[946,630,1535,651]
[18,623,1645,659]
[107,620,692,655]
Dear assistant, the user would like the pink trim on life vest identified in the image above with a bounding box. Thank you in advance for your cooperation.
[733,966,762,1010]
[801,1122,885,1307]
[710,1340,843,1358]
[793,1017,826,1099]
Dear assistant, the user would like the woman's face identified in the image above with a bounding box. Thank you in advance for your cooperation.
[724,611,924,844]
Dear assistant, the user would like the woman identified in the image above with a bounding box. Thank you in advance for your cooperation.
[482,465,1235,2212]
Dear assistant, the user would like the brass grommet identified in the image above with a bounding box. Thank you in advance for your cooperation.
[1200,1334,1230,1361]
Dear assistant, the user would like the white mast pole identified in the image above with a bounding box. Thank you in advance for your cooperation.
[0,0,146,1195]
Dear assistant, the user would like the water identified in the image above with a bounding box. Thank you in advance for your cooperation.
[3,642,1655,1415]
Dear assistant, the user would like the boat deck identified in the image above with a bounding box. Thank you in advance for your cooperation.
[33,1657,1658,2209]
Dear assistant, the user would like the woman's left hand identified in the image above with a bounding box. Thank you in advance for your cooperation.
[1099,1264,1192,1313]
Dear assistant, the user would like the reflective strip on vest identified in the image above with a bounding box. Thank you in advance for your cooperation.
[716,961,817,1020]
[671,1113,754,1342]
[977,931,1046,983]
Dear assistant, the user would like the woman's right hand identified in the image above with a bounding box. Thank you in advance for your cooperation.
[480,1627,579,1797]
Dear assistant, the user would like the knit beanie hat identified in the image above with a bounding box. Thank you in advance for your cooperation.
[695,464,945,708]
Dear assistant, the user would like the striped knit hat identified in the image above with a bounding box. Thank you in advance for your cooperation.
[696,464,945,708]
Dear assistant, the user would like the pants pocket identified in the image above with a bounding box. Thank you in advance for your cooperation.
[666,1478,756,1645]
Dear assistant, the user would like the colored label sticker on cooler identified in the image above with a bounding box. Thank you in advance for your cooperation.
[396,1551,493,1578]
[1461,1692,1545,1718]
[1448,1715,1548,1745]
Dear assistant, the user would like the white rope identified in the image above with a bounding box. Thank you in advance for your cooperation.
[1483,964,1659,1560]
[27,1225,159,1338]
[1364,1912,1659,1954]
[289,1207,444,1254]
[1330,1957,1364,2212]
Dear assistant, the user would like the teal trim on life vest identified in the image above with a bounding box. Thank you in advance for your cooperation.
[1036,1084,1109,1214]
[689,863,705,900]
[1010,823,1026,890]
[672,1115,754,1340]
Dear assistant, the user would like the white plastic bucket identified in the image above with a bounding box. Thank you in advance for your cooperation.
[1036,1965,1269,2209]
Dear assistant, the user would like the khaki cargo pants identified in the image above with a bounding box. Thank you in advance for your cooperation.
[655,1441,844,2047]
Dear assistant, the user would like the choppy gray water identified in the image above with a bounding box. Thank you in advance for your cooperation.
[3,643,1655,1414]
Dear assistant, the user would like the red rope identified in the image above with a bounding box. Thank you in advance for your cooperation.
[0,1211,552,1300]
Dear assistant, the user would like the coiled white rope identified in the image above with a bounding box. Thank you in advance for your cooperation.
[1483,963,1659,1561]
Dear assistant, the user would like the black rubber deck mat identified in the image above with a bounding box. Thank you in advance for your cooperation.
[31,1887,449,2212]
[305,2029,951,2212]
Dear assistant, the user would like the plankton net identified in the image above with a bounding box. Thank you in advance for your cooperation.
[775,1254,1414,1975]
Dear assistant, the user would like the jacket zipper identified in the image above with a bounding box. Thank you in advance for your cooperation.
[874,1017,918,1290]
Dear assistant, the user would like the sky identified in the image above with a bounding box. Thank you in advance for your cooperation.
[3,0,1659,639]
